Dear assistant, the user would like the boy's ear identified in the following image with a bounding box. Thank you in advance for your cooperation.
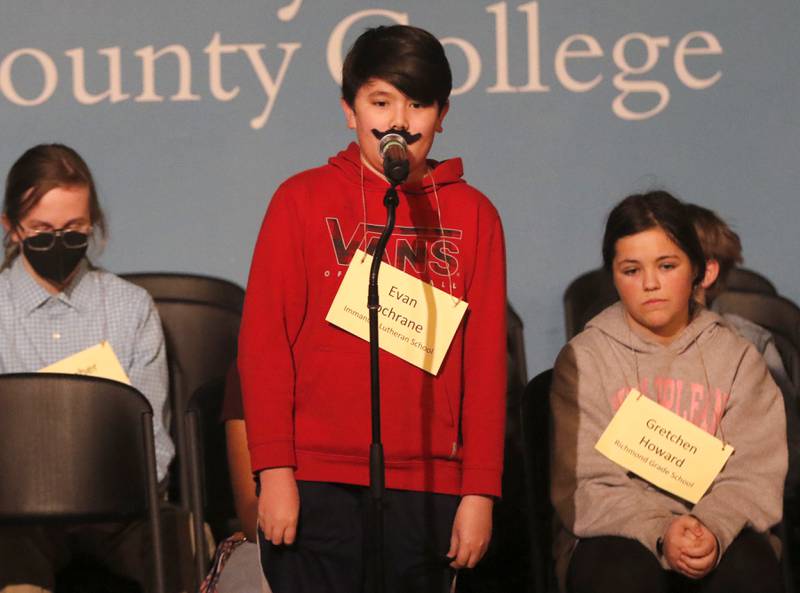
[341,98,357,130]
[701,259,720,290]
[435,101,450,133]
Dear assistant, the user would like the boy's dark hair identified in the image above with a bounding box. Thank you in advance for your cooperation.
[342,25,452,110]
[3,143,107,270]
[685,203,743,301]
[602,190,706,287]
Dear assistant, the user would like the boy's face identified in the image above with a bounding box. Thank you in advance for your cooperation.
[341,78,448,185]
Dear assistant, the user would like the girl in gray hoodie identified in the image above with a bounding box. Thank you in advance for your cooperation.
[551,191,787,593]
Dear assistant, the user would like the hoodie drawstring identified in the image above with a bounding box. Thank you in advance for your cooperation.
[357,164,461,305]
[626,308,729,447]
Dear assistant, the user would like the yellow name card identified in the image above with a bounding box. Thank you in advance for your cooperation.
[39,341,131,386]
[326,249,468,375]
[595,389,733,504]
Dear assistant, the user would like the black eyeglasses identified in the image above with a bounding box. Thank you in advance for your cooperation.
[21,227,91,251]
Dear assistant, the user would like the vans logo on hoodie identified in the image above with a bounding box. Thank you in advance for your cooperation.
[326,217,462,276]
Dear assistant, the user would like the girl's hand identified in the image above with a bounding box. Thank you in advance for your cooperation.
[257,467,299,545]
[679,517,718,578]
[446,495,493,569]
[663,515,718,579]
[663,516,698,575]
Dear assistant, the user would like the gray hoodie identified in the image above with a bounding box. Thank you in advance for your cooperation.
[550,302,787,588]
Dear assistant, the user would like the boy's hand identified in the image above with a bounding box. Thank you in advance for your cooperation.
[258,467,299,546]
[663,515,718,579]
[447,495,493,569]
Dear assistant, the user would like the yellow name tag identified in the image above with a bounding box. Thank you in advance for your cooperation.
[38,341,131,386]
[325,249,468,375]
[595,389,733,503]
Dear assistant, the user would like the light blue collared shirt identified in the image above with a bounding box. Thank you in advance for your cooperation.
[0,257,174,481]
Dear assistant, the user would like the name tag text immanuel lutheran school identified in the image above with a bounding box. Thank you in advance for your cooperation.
[595,389,733,503]
[326,249,468,375]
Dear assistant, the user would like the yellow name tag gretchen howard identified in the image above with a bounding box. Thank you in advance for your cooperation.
[325,249,468,375]
[595,389,734,503]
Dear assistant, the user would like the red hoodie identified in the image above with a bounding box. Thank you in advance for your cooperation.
[239,142,507,497]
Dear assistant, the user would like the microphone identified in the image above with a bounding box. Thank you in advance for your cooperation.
[379,133,410,186]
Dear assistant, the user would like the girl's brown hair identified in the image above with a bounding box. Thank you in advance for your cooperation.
[3,144,107,269]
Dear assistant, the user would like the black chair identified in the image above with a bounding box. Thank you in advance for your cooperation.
[713,291,800,390]
[562,269,618,340]
[506,302,529,444]
[712,291,800,593]
[520,369,555,593]
[185,376,237,583]
[0,373,165,593]
[563,267,778,340]
[727,268,778,296]
[121,273,244,507]
[508,302,528,391]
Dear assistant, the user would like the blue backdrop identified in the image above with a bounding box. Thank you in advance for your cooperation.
[2,0,798,376]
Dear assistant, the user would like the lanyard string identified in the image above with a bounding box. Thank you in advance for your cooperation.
[427,169,461,306]
[358,164,369,262]
[358,164,461,305]
[695,337,728,446]
[628,311,728,447]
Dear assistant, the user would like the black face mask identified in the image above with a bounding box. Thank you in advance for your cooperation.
[22,233,88,285]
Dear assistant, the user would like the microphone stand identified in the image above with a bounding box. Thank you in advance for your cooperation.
[367,181,400,593]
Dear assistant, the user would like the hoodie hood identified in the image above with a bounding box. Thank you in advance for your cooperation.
[328,142,466,195]
[585,301,725,355]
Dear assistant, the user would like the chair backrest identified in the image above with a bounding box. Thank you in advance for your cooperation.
[121,273,244,504]
[563,267,779,341]
[0,373,158,521]
[520,369,555,593]
[0,373,166,592]
[563,268,618,340]
[506,302,529,444]
[726,267,778,296]
[184,376,238,582]
[121,273,245,312]
[186,377,236,539]
[507,302,528,390]
[121,274,243,403]
[713,291,800,389]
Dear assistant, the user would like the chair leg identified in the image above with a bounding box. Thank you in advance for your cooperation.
[149,502,167,593]
[144,414,167,593]
[780,510,796,593]
[186,410,210,584]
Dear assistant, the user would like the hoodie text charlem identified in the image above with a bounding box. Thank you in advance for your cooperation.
[609,377,729,436]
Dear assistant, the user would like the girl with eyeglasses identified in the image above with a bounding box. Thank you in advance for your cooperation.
[0,144,179,592]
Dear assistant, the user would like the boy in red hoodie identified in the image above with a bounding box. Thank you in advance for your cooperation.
[238,24,507,593]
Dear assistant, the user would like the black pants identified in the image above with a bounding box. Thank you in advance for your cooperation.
[0,504,194,593]
[566,529,783,593]
[258,481,460,593]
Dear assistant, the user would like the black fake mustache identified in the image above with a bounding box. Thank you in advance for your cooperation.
[371,128,422,145]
